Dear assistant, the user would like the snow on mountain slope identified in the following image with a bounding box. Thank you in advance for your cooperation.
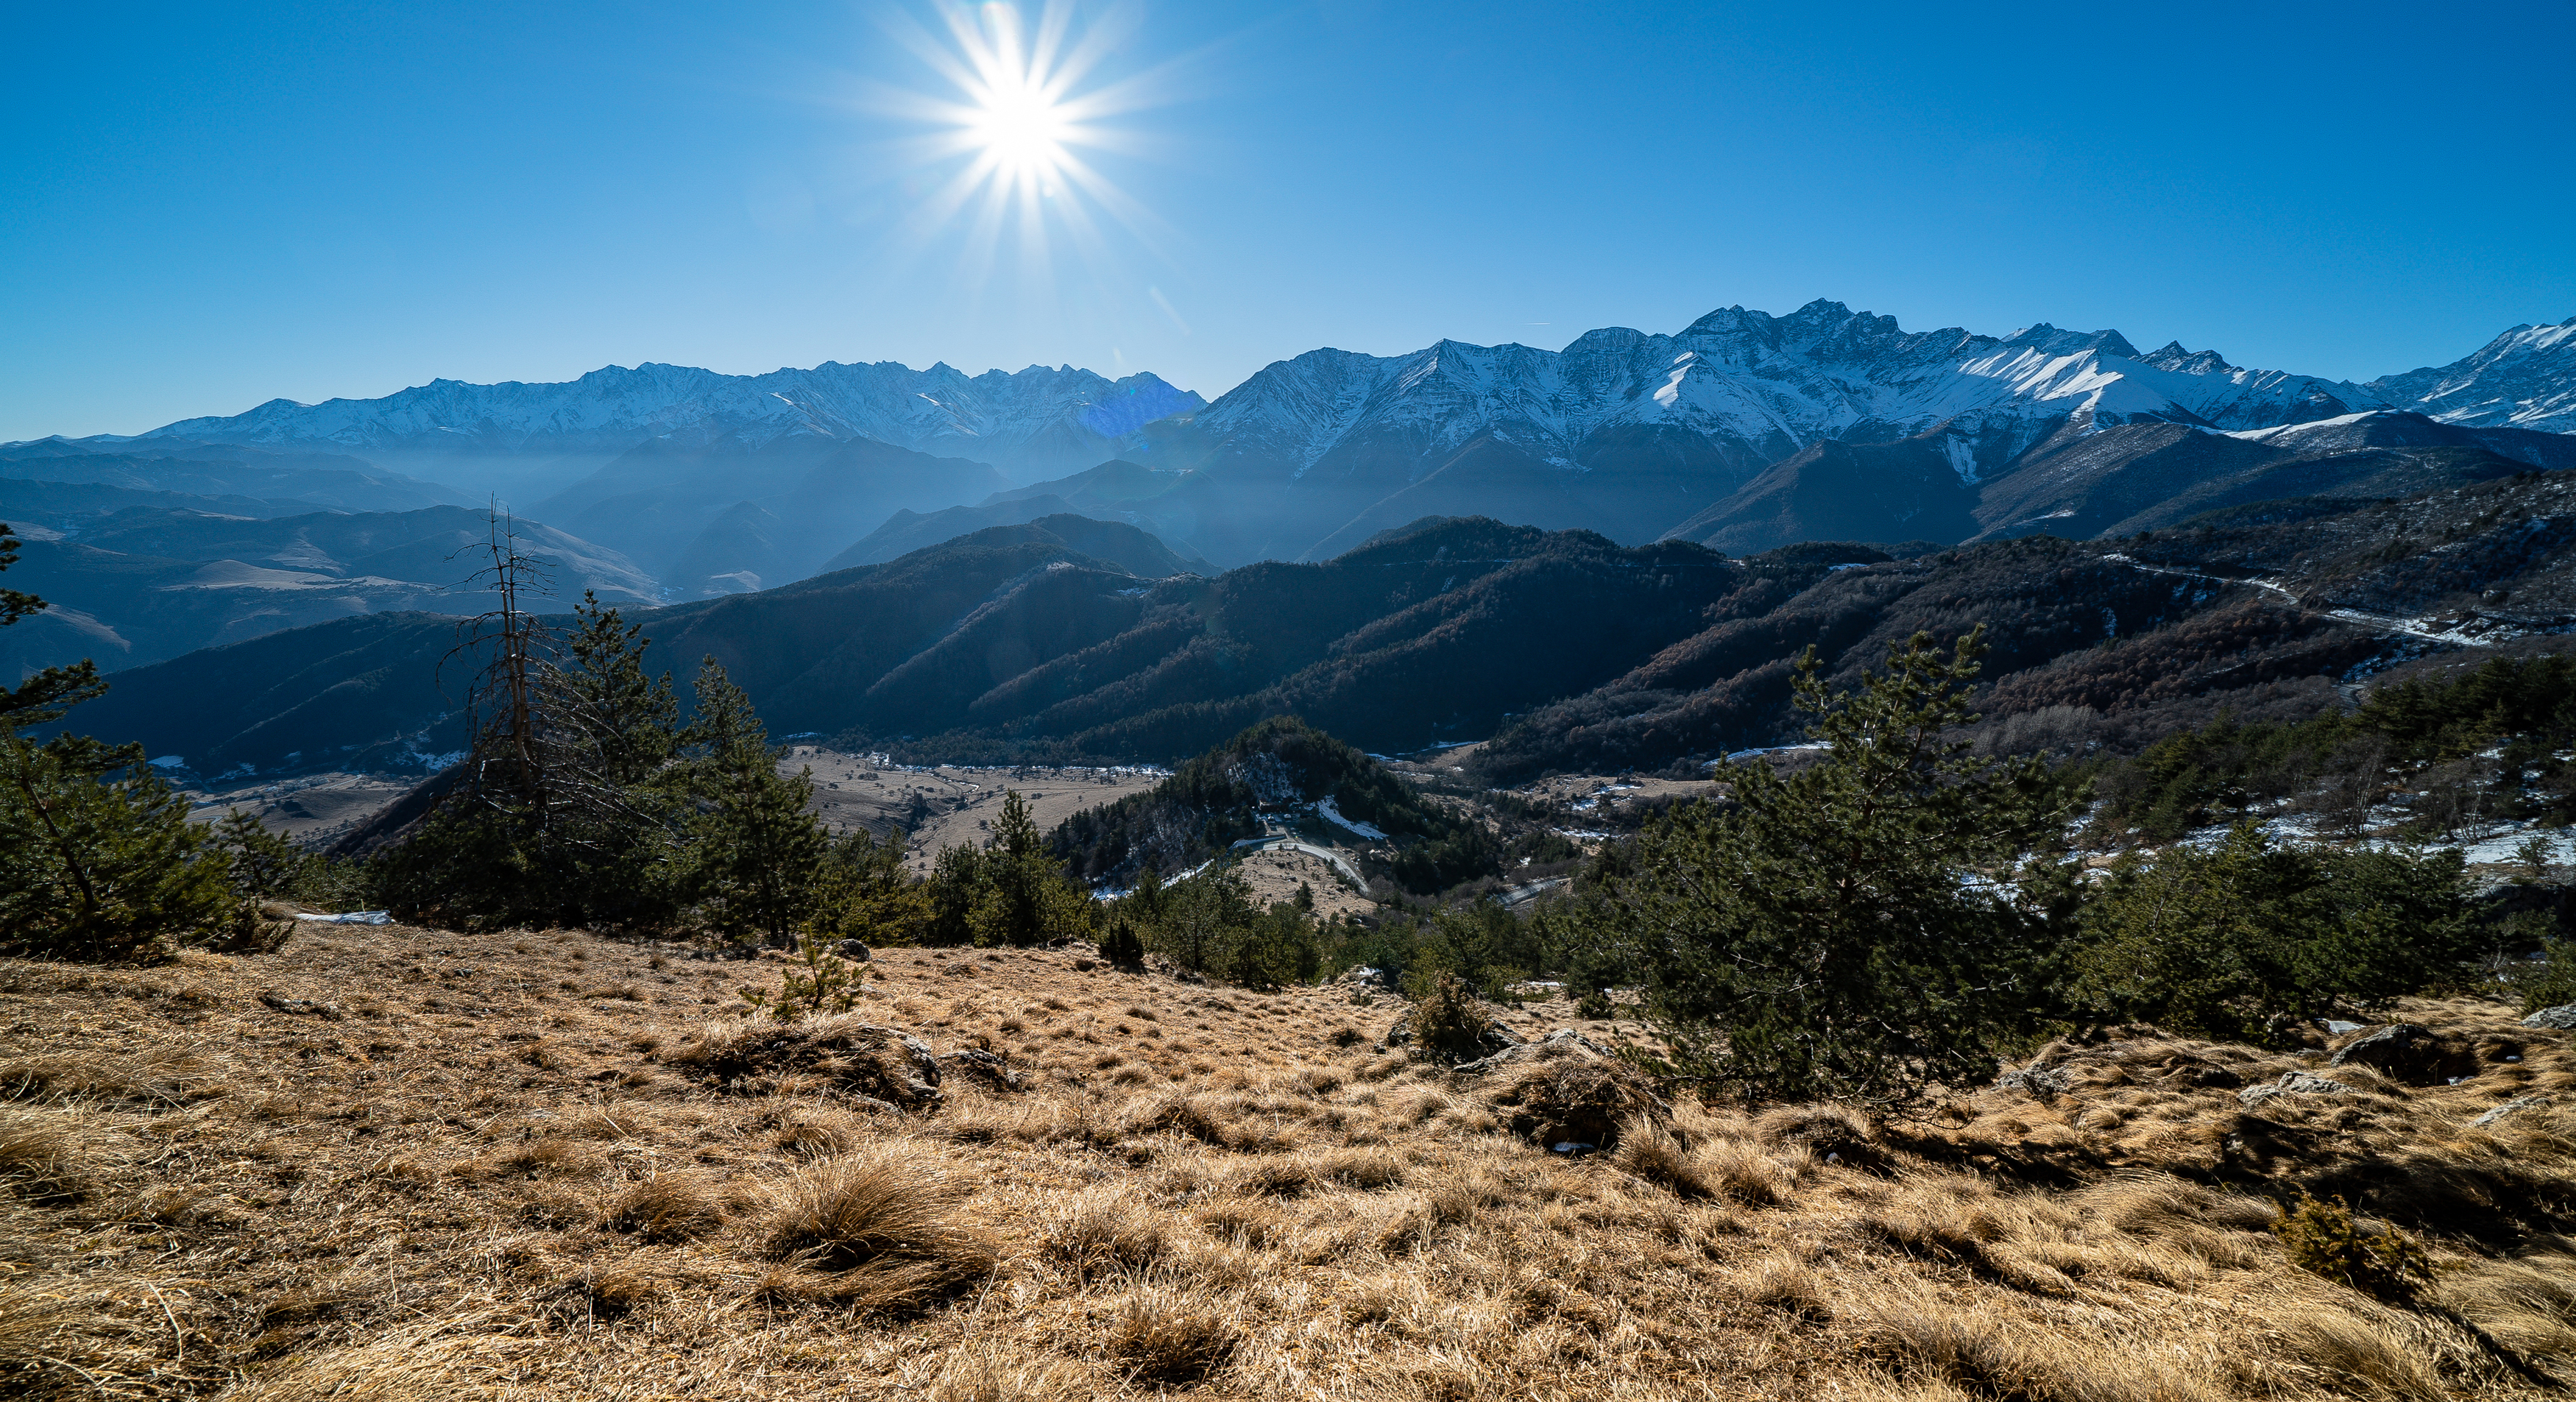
[1156,300,2420,492]
[146,361,1206,481]
[2367,316,2576,433]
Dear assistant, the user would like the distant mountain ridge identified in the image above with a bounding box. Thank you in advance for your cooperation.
[10,302,2571,586]
[1118,301,2576,564]
[132,361,1206,481]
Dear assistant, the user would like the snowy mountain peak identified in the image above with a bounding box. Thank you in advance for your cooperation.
[2002,324,2142,360]
[2366,314,2576,433]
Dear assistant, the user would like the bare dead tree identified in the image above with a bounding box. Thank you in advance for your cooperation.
[443,504,558,819]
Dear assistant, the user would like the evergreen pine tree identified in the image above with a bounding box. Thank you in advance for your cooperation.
[679,656,829,943]
[539,593,687,924]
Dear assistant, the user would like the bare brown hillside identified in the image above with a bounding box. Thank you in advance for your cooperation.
[3,924,2571,1401]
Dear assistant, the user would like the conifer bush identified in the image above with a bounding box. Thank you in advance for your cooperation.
[0,737,246,962]
[1409,972,1491,1062]
[2072,825,2471,1041]
[1567,628,2073,1106]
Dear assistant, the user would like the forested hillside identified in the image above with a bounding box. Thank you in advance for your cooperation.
[58,468,2576,787]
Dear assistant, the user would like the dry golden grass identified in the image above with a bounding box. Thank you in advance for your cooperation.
[0,935,2569,1399]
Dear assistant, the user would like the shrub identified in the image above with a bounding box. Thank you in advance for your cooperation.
[1409,972,1491,1062]
[1100,912,1145,970]
[924,791,1096,948]
[2274,1192,2433,1303]
[2519,935,2576,1013]
[1566,629,2073,1106]
[1221,902,1320,991]
[209,810,368,907]
[2071,825,2471,1040]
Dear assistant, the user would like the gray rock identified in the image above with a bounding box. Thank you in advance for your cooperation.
[1454,1027,1609,1077]
[832,939,872,963]
[2321,1019,2366,1035]
[1540,1027,1614,1058]
[2524,1005,2576,1030]
[2328,1023,2476,1085]
[2474,1094,2554,1127]
[1999,1063,2073,1104]
[2238,1071,2351,1108]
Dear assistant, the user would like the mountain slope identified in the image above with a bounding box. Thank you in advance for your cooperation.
[821,500,1208,573]
[1114,301,2575,567]
[0,502,654,681]
[537,435,1014,594]
[1,439,473,513]
[63,518,1200,775]
[1047,715,1462,886]
[1475,468,2576,782]
[2367,315,2576,432]
[1663,411,2576,555]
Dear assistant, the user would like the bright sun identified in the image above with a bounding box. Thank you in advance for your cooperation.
[967,74,1072,180]
[879,0,1162,269]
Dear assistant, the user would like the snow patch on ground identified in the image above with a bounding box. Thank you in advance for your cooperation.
[1317,796,1388,840]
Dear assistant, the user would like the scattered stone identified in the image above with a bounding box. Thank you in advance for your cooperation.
[2524,1005,2576,1030]
[2328,1024,2479,1085]
[1998,1063,2073,1104]
[1454,1027,1616,1077]
[2474,1095,2554,1127]
[257,991,344,1020]
[831,940,871,963]
[2238,1071,2351,1108]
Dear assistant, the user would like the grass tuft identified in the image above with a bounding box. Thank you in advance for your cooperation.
[1109,1289,1240,1385]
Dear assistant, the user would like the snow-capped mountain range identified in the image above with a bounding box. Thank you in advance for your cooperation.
[1144,300,2576,488]
[144,361,1205,481]
[11,300,2569,576]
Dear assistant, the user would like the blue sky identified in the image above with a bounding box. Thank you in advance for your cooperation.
[4,0,2571,440]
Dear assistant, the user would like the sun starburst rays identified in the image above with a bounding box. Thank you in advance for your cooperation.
[868,0,1167,291]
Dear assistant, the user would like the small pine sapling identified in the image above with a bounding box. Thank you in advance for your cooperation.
[1101,911,1146,970]
[741,928,865,1022]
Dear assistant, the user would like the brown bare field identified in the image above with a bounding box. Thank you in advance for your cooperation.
[179,773,420,845]
[1231,846,1374,920]
[786,749,1167,875]
[4,924,2572,1401]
